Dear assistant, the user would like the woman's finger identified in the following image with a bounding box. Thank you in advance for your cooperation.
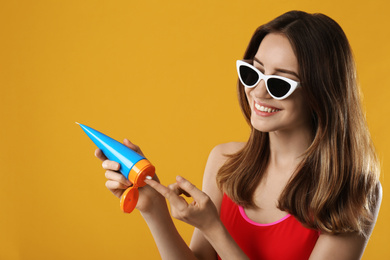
[105,180,129,190]
[105,170,132,186]
[175,176,208,203]
[145,179,188,211]
[123,139,145,156]
[168,183,191,197]
[102,160,120,171]
[95,148,107,161]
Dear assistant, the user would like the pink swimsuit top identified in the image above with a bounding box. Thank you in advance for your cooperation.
[218,194,319,260]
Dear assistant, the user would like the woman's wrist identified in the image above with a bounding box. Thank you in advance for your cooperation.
[201,218,225,242]
[139,191,168,217]
[140,194,198,260]
[201,219,249,260]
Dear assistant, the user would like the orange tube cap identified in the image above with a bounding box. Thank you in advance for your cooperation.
[120,186,139,213]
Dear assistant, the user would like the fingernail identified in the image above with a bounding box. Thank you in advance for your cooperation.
[176,175,184,182]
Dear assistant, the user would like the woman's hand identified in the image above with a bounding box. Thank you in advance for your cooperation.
[147,176,250,260]
[145,176,220,231]
[95,139,164,213]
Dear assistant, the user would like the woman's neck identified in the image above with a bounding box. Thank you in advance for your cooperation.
[267,126,313,173]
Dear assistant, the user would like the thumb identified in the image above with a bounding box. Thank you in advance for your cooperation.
[123,139,144,156]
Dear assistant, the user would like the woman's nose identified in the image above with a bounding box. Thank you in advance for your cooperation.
[251,79,271,99]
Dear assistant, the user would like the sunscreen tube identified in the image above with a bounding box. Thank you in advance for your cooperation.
[77,122,155,213]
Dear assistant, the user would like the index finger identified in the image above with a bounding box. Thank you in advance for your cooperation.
[145,179,188,210]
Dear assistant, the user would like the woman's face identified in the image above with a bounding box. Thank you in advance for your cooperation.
[245,33,311,134]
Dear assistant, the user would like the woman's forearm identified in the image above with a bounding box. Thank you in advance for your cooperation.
[202,220,249,260]
[141,198,197,260]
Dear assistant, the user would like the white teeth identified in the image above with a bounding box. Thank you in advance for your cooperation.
[254,103,280,113]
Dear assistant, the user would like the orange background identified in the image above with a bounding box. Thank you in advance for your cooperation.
[0,0,389,259]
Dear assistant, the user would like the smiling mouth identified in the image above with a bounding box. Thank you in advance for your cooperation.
[254,103,281,113]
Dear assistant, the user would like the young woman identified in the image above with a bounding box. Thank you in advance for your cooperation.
[96,10,382,259]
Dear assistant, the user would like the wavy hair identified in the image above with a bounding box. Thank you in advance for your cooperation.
[216,10,380,236]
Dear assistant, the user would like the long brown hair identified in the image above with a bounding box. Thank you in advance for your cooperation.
[217,10,380,236]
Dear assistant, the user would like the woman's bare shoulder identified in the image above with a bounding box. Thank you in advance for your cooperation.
[210,142,246,159]
[201,142,246,210]
[203,142,245,182]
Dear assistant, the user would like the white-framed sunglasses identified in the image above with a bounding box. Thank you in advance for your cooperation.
[236,60,300,100]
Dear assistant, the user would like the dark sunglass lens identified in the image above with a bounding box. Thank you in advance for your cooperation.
[267,78,291,98]
[239,66,258,86]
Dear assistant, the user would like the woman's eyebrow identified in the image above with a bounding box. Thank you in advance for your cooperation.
[253,57,300,80]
